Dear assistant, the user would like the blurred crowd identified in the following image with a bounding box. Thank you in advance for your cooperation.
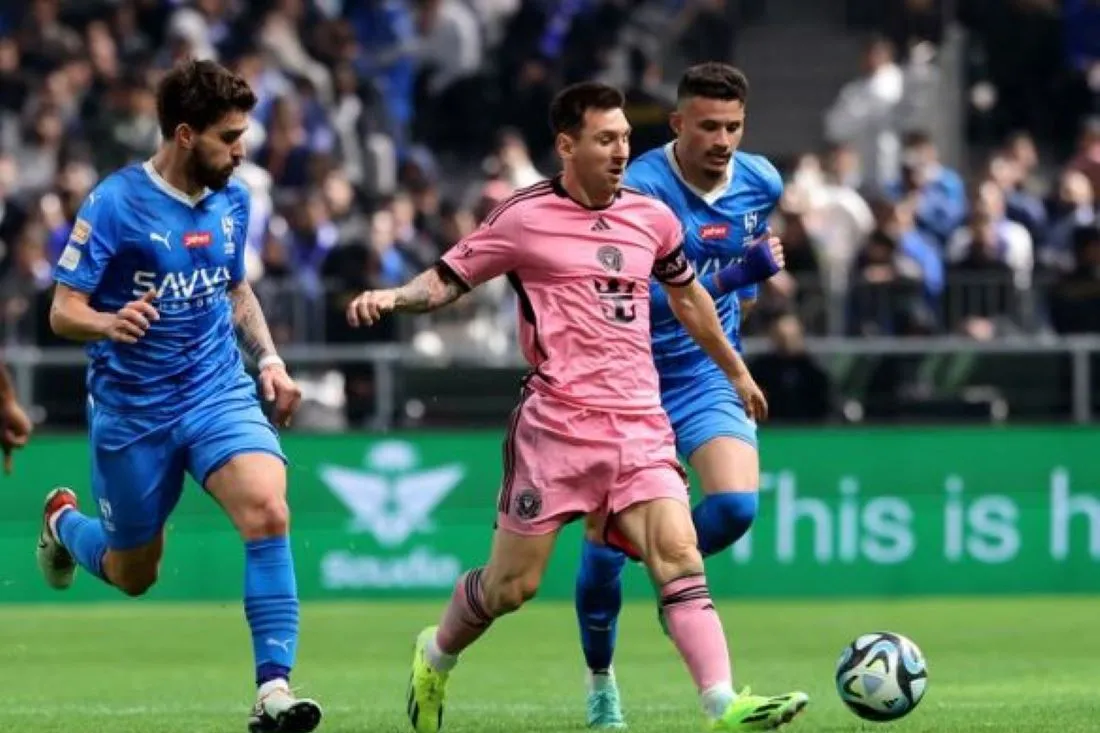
[775,0,1100,344]
[0,0,1097,425]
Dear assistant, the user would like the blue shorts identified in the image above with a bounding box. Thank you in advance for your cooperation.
[660,368,758,460]
[88,377,286,550]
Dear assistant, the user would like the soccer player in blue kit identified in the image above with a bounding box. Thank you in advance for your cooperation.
[574,63,803,729]
[35,60,322,733]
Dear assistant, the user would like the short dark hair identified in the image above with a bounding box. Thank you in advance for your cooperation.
[903,130,934,149]
[156,59,257,139]
[677,63,749,104]
[549,82,625,138]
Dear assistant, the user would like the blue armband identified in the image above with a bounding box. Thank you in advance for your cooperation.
[714,239,781,294]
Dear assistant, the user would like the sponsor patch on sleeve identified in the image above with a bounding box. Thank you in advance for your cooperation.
[70,218,91,245]
[58,245,81,271]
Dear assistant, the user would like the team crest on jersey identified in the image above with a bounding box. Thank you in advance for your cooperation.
[184,231,212,248]
[743,211,759,232]
[596,245,624,273]
[69,218,92,245]
[221,215,236,255]
[700,224,729,240]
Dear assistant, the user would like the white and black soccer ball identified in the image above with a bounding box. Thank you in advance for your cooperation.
[835,632,928,722]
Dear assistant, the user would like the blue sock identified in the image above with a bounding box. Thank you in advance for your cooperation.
[244,536,300,687]
[575,538,627,673]
[692,492,759,557]
[55,508,108,580]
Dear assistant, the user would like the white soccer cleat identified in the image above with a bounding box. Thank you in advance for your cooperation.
[36,487,78,590]
[248,679,323,733]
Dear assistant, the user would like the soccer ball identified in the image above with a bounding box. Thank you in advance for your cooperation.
[835,632,928,722]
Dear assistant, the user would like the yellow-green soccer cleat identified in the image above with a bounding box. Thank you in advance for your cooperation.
[708,688,809,731]
[407,626,449,733]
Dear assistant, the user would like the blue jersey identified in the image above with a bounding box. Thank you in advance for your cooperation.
[625,143,783,379]
[53,162,251,417]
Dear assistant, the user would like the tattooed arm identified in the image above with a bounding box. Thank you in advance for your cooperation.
[228,280,278,364]
[393,265,467,312]
[347,264,467,327]
[229,281,301,426]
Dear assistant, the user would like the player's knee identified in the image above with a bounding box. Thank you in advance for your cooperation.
[484,573,540,616]
[236,494,290,539]
[649,528,703,582]
[114,564,159,597]
[708,491,759,532]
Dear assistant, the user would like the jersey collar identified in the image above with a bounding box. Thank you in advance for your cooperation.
[663,142,733,205]
[142,160,213,208]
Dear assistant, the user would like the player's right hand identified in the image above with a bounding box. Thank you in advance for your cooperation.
[0,397,32,475]
[346,290,397,327]
[731,371,768,422]
[106,289,159,344]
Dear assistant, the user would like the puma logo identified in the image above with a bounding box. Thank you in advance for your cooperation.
[149,231,171,250]
[265,638,293,653]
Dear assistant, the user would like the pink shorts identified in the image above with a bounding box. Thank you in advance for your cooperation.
[496,387,689,536]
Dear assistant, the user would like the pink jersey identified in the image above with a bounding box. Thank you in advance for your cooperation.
[440,176,695,413]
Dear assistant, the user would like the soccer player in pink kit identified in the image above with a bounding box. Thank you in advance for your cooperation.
[347,82,809,733]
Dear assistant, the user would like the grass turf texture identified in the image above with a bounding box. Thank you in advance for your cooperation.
[0,597,1094,732]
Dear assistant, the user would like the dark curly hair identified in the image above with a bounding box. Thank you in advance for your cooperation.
[155,59,257,139]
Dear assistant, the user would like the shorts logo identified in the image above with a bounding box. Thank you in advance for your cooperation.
[513,487,543,520]
[98,498,115,532]
[700,224,729,240]
[596,245,624,273]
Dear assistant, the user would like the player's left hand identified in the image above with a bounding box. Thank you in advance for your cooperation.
[260,363,302,429]
[763,233,785,271]
[744,230,784,275]
[731,371,768,423]
[0,397,32,474]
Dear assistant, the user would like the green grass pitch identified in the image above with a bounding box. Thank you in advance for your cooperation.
[0,596,1095,732]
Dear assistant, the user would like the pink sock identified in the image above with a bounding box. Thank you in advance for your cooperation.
[435,568,494,656]
[660,574,732,692]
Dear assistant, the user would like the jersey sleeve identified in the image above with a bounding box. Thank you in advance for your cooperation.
[438,205,523,289]
[650,204,695,288]
[739,159,785,303]
[52,186,120,294]
[228,186,251,286]
[623,162,659,197]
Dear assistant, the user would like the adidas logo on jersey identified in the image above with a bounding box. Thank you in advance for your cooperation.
[590,216,611,232]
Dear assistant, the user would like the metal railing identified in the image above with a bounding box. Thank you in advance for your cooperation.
[0,270,1077,348]
[8,334,1100,430]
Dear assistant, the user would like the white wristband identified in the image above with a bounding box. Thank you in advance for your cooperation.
[258,355,285,371]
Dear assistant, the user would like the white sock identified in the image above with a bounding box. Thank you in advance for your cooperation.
[586,667,616,693]
[701,682,737,719]
[48,505,73,544]
[424,635,458,672]
[257,678,289,698]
